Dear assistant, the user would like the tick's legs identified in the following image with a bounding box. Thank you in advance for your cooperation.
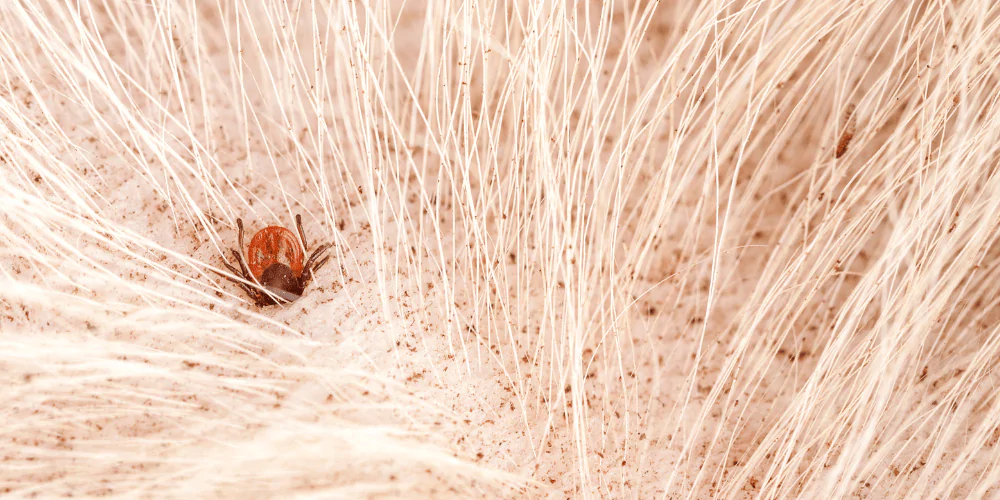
[237,218,245,250]
[216,256,257,298]
[233,219,258,285]
[301,257,329,284]
[233,245,282,305]
[219,219,268,307]
[230,248,256,284]
[303,243,330,272]
[314,255,331,272]
[309,256,331,278]
[301,244,332,284]
[297,215,332,286]
[220,259,242,278]
[295,213,308,252]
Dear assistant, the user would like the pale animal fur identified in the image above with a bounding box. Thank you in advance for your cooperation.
[1,1,999,498]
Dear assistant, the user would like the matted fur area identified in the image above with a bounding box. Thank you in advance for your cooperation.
[3,0,1000,498]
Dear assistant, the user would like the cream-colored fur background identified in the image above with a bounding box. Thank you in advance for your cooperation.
[2,0,999,498]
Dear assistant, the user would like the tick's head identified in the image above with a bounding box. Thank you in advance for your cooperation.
[258,263,305,304]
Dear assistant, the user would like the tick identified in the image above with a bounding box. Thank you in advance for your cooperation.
[219,214,331,306]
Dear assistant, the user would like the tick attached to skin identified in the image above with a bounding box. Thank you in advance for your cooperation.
[219,214,331,306]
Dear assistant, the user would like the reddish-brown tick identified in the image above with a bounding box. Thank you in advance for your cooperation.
[220,214,331,306]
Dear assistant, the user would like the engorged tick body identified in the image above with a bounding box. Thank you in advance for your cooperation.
[220,214,331,306]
